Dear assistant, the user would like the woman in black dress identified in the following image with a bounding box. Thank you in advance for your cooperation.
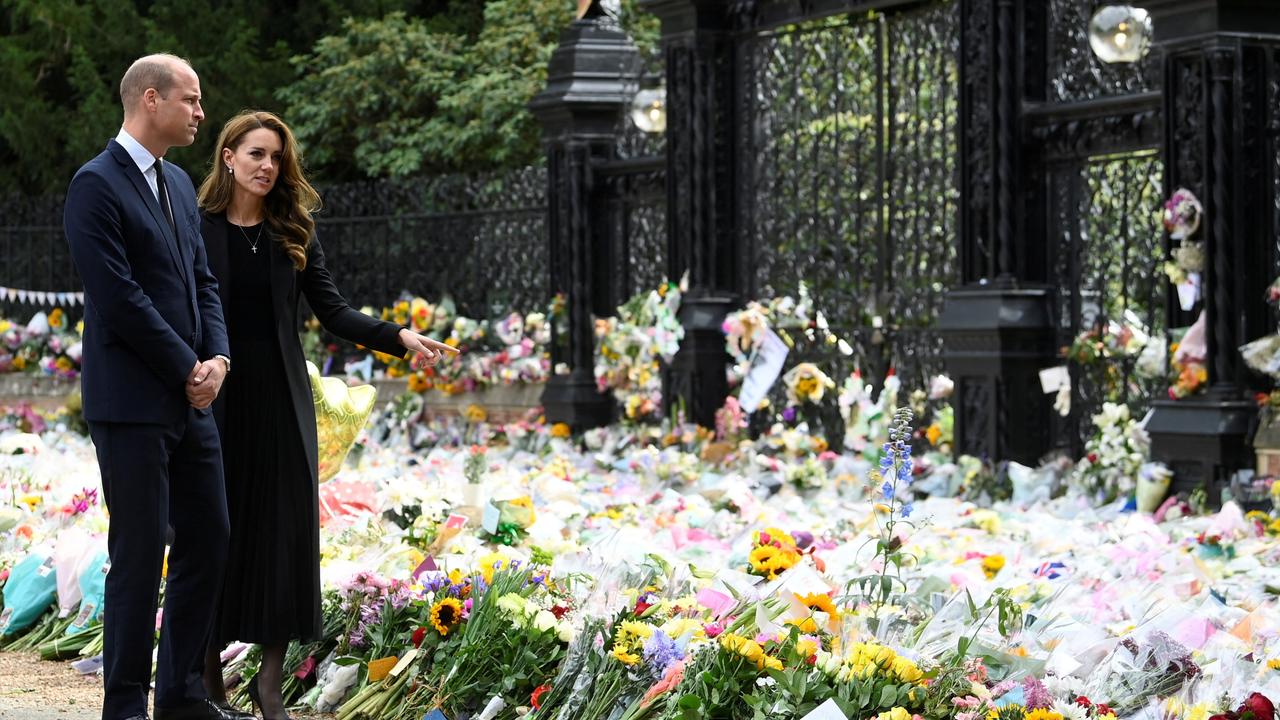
[195,111,455,720]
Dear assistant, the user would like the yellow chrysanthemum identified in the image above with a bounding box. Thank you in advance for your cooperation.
[795,639,818,658]
[550,423,572,438]
[1268,657,1280,670]
[430,597,463,636]
[981,554,1006,579]
[611,646,641,665]
[613,620,655,652]
[1024,710,1063,720]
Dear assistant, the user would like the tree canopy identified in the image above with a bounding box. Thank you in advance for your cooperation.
[0,0,655,195]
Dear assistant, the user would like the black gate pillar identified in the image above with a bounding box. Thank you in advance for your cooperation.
[641,0,741,428]
[530,3,640,428]
[1144,0,1280,499]
[939,1,1057,464]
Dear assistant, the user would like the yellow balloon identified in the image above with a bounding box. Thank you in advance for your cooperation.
[308,361,377,482]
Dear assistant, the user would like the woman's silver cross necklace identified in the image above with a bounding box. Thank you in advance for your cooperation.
[235,220,264,254]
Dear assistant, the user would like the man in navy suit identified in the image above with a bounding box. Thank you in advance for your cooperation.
[65,54,238,720]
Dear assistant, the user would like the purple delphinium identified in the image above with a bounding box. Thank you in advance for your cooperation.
[642,631,685,678]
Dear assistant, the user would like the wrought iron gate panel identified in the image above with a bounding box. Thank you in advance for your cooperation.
[0,194,78,318]
[593,50,668,313]
[1050,151,1166,450]
[742,1,959,393]
[597,162,668,310]
[883,1,960,391]
[315,167,547,318]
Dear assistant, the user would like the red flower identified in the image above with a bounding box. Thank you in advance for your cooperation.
[550,605,570,620]
[411,626,428,647]
[634,599,652,616]
[531,684,551,710]
[1238,693,1275,720]
[1208,713,1239,720]
[292,655,317,680]
[1075,697,1093,708]
[1087,453,1098,463]
[1095,704,1114,717]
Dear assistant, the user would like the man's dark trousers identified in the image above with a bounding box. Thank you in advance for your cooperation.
[91,410,228,720]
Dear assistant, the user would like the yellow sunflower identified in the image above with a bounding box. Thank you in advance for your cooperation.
[749,544,782,572]
[796,592,840,618]
[430,597,464,636]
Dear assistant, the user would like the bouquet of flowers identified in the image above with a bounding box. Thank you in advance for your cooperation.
[594,280,684,422]
[1069,403,1150,504]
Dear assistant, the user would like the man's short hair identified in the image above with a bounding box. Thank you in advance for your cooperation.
[119,54,191,111]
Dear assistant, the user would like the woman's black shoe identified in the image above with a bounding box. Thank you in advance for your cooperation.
[247,676,291,720]
[213,700,255,720]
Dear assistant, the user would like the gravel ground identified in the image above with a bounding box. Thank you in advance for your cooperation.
[0,651,100,720]
[0,652,332,720]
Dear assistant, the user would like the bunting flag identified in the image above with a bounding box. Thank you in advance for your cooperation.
[0,286,84,306]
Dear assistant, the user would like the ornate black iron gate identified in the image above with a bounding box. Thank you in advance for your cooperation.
[738,1,960,395]
[1034,0,1167,453]
[592,104,668,314]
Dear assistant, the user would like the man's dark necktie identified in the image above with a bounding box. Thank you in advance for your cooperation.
[153,159,178,238]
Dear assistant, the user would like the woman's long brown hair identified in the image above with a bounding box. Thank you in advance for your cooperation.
[197,111,319,270]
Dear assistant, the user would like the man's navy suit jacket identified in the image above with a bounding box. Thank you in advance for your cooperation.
[65,139,229,424]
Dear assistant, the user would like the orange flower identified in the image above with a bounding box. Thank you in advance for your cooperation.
[407,374,430,393]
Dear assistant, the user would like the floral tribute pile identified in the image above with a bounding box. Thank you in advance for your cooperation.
[3,273,1280,720]
[0,309,82,378]
[3,384,1280,720]
[302,294,552,396]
